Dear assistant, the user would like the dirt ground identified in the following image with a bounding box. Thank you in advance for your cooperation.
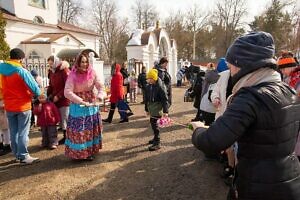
[0,87,227,200]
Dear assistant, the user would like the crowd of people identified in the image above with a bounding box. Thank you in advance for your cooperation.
[190,31,300,199]
[0,30,299,199]
[0,49,172,160]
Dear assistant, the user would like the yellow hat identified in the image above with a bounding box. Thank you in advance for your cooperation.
[146,69,158,81]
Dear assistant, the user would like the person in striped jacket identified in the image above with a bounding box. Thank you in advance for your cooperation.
[0,48,41,164]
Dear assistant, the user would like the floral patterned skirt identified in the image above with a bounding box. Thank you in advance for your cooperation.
[65,91,102,159]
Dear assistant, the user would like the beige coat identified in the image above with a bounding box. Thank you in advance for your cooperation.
[0,100,8,129]
[211,70,230,119]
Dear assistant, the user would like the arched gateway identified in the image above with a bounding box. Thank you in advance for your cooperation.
[126,25,178,83]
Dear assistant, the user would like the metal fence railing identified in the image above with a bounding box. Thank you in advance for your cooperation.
[22,58,49,88]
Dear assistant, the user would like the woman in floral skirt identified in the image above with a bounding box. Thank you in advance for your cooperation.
[64,53,106,161]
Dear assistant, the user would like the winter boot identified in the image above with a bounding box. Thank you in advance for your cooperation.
[148,141,161,151]
[148,139,154,145]
[0,144,12,156]
[58,130,66,145]
[102,109,115,123]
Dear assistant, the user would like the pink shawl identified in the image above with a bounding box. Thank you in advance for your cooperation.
[68,64,95,84]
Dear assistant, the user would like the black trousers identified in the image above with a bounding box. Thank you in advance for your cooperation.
[150,116,161,143]
[141,89,146,103]
[201,110,215,126]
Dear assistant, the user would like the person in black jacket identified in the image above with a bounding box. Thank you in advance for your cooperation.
[138,66,147,104]
[120,62,130,102]
[145,69,169,151]
[154,57,172,106]
[191,31,300,200]
[190,69,205,121]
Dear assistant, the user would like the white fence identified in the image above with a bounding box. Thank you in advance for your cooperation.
[22,57,107,90]
[22,58,49,88]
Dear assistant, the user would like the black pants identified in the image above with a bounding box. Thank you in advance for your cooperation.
[150,116,161,143]
[201,110,215,126]
[109,102,131,120]
[141,89,146,103]
[31,102,35,126]
[194,108,203,121]
[177,80,182,86]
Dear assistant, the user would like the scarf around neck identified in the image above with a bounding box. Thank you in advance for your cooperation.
[227,67,282,105]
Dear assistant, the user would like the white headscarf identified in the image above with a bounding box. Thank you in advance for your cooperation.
[51,56,60,72]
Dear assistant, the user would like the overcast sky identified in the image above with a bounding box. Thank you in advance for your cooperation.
[82,0,299,31]
[114,0,270,20]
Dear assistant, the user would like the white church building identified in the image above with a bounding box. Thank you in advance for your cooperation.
[0,0,178,84]
[0,0,99,59]
[126,24,178,83]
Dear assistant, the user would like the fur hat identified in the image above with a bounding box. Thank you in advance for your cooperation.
[10,48,25,60]
[147,69,158,81]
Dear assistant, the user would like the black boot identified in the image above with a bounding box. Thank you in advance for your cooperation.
[58,130,66,145]
[221,165,234,179]
[102,109,114,123]
[0,144,12,156]
[148,138,154,144]
[148,140,161,151]
[127,112,134,117]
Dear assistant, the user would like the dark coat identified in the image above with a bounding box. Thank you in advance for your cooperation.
[192,71,204,109]
[154,65,172,105]
[120,67,130,93]
[137,72,147,89]
[192,82,300,200]
[145,78,169,116]
[47,64,70,108]
[120,68,129,84]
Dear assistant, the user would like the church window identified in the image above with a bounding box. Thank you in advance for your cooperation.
[28,0,46,9]
[29,50,42,59]
[33,16,45,24]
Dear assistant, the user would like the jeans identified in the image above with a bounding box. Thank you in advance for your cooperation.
[6,110,31,160]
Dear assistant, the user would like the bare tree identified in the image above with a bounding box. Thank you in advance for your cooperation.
[290,2,300,53]
[92,0,129,62]
[164,12,192,60]
[185,3,210,60]
[212,0,247,57]
[131,0,159,29]
[57,0,83,24]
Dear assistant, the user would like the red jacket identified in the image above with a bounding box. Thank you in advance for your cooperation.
[289,66,300,91]
[110,64,124,103]
[47,64,70,108]
[33,101,61,126]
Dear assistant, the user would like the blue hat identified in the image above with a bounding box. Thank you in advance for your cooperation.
[30,69,38,77]
[225,31,277,84]
[216,58,228,72]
